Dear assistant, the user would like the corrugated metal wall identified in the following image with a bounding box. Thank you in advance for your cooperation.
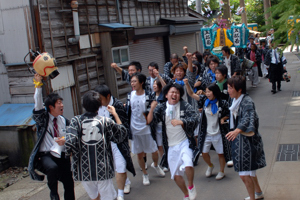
[129,37,165,77]
[0,1,33,63]
[56,87,74,120]
[169,33,198,57]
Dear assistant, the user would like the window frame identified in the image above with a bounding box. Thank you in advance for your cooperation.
[111,46,130,66]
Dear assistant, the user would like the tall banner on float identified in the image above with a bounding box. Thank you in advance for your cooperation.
[228,23,249,48]
[201,24,219,50]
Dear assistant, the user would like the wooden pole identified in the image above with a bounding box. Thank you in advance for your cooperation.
[223,0,231,27]
[264,0,272,25]
[240,0,248,26]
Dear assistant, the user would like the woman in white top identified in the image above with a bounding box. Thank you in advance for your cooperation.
[126,73,165,186]
[184,81,231,180]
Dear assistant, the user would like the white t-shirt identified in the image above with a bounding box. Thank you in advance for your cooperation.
[224,55,231,78]
[205,103,221,136]
[165,102,187,146]
[98,96,114,118]
[130,91,151,135]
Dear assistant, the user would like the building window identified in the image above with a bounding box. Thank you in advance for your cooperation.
[112,46,130,66]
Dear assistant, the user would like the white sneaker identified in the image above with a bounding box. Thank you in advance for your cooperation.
[244,193,264,200]
[163,167,169,172]
[117,196,124,200]
[227,160,233,167]
[124,184,130,194]
[188,186,197,200]
[205,165,214,177]
[143,174,150,185]
[216,172,225,180]
[151,162,165,177]
[183,197,190,200]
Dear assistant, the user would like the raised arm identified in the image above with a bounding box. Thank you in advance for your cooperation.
[183,78,200,101]
[186,53,193,73]
[146,101,158,125]
[111,63,123,75]
[107,105,122,124]
[153,69,166,87]
[33,74,44,111]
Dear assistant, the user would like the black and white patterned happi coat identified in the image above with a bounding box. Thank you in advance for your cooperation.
[28,108,69,181]
[229,95,266,172]
[196,95,232,162]
[65,112,127,181]
[151,100,200,168]
[110,97,135,176]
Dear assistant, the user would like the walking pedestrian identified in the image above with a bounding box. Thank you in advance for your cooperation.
[65,90,128,200]
[221,46,241,78]
[247,44,262,87]
[259,39,269,77]
[95,85,136,200]
[147,82,199,200]
[264,40,287,94]
[184,82,231,180]
[226,76,266,200]
[127,73,165,185]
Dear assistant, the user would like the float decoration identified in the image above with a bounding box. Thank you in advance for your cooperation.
[228,23,249,49]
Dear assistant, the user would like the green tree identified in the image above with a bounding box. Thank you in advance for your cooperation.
[265,0,300,49]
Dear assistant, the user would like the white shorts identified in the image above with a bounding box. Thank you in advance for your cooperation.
[111,142,127,173]
[239,171,256,177]
[168,139,193,179]
[81,179,117,200]
[131,134,158,154]
[202,134,224,154]
[156,130,163,146]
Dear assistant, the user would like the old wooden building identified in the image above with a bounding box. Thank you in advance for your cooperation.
[0,0,206,118]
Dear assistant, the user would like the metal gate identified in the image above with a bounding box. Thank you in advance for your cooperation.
[129,37,165,77]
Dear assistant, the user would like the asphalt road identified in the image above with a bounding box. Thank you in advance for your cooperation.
[22,52,299,200]
[76,58,298,200]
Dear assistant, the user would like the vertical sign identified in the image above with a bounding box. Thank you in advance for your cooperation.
[233,28,241,47]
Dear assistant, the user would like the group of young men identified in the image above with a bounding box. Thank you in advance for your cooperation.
[27,39,276,200]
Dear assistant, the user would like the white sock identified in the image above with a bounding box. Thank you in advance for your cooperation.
[118,189,124,197]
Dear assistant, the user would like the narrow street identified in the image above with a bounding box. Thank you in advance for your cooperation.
[1,51,300,200]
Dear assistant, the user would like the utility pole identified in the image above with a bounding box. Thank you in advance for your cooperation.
[223,0,231,27]
[196,0,202,13]
[240,0,248,26]
[263,0,272,25]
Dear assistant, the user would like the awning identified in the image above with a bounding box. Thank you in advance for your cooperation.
[0,104,35,127]
[98,23,133,30]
